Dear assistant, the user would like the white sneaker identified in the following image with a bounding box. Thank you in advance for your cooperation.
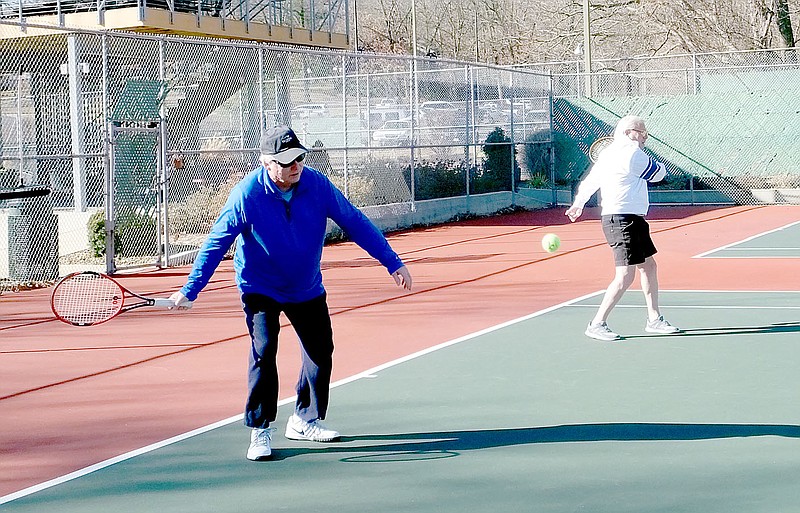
[646,316,681,334]
[285,414,340,442]
[584,321,621,341]
[246,427,274,460]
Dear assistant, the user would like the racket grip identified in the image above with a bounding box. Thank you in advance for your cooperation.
[153,298,177,309]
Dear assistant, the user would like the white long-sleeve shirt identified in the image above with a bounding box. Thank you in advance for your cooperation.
[573,138,667,216]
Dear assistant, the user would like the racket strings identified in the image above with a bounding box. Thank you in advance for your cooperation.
[589,137,614,163]
[52,273,125,325]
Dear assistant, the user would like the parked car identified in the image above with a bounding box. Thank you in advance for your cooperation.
[419,101,459,114]
[361,107,410,129]
[498,98,549,120]
[477,101,502,123]
[292,103,328,118]
[372,119,414,146]
[419,101,461,125]
[374,98,400,109]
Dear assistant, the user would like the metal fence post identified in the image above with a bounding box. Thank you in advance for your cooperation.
[105,121,116,274]
[67,34,87,212]
[509,71,516,194]
[101,33,116,274]
[467,64,475,197]
[258,47,265,130]
[341,53,348,187]
[549,72,557,207]
[158,39,170,268]
[409,58,416,209]
[464,64,471,194]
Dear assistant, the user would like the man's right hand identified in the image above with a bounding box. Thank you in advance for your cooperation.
[168,291,194,310]
[565,206,583,222]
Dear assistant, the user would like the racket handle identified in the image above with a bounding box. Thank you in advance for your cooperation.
[153,298,177,309]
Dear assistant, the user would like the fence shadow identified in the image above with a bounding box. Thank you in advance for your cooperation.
[270,422,800,462]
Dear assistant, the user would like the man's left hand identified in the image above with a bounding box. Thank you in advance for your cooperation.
[391,266,413,291]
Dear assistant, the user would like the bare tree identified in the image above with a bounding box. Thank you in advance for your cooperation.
[355,0,799,63]
[774,0,796,46]
[357,0,412,53]
[753,0,797,47]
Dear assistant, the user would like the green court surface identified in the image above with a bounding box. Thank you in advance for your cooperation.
[4,291,800,513]
[696,220,800,258]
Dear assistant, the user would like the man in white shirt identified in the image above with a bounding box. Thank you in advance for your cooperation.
[566,115,681,341]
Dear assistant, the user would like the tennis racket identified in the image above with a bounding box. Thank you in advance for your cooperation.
[588,136,614,163]
[51,271,174,326]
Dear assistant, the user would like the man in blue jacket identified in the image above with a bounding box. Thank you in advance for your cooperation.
[169,125,412,460]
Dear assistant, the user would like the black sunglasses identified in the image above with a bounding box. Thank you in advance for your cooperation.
[274,155,304,167]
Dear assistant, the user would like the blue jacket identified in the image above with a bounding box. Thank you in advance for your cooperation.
[180,164,404,303]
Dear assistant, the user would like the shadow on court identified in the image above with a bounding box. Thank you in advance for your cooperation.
[621,322,800,340]
[269,422,800,462]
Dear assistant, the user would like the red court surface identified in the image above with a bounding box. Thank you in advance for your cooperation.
[2,204,798,497]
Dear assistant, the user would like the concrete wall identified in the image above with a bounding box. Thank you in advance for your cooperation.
[348,191,551,234]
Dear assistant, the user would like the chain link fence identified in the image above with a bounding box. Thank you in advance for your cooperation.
[0,22,553,289]
[526,49,800,205]
[2,22,799,290]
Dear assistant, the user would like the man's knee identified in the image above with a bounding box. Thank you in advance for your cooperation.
[614,265,636,281]
[638,256,657,274]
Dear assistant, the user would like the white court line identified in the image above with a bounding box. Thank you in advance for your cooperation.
[568,289,800,309]
[720,247,800,250]
[569,304,800,309]
[0,290,603,506]
[0,415,242,505]
[693,220,800,258]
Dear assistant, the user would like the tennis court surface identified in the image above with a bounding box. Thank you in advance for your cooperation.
[2,205,799,512]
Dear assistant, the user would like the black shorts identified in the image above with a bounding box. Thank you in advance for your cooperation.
[601,214,657,266]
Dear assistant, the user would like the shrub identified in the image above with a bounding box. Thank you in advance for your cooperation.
[527,172,550,189]
[88,210,159,257]
[336,174,378,207]
[521,132,552,187]
[88,211,109,257]
[87,211,122,257]
[475,127,521,193]
[403,160,467,200]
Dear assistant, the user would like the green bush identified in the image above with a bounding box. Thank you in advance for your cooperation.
[527,172,550,189]
[87,211,121,257]
[551,131,590,184]
[335,163,412,207]
[521,132,553,188]
[87,211,157,257]
[474,127,521,193]
[403,160,467,200]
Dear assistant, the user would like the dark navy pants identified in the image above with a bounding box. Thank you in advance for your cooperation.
[241,292,333,429]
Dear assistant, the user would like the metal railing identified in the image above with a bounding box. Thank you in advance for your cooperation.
[0,0,348,36]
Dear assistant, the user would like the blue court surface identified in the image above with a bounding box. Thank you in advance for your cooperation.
[3,290,799,513]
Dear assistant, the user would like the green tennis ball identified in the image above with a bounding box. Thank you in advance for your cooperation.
[541,233,561,253]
